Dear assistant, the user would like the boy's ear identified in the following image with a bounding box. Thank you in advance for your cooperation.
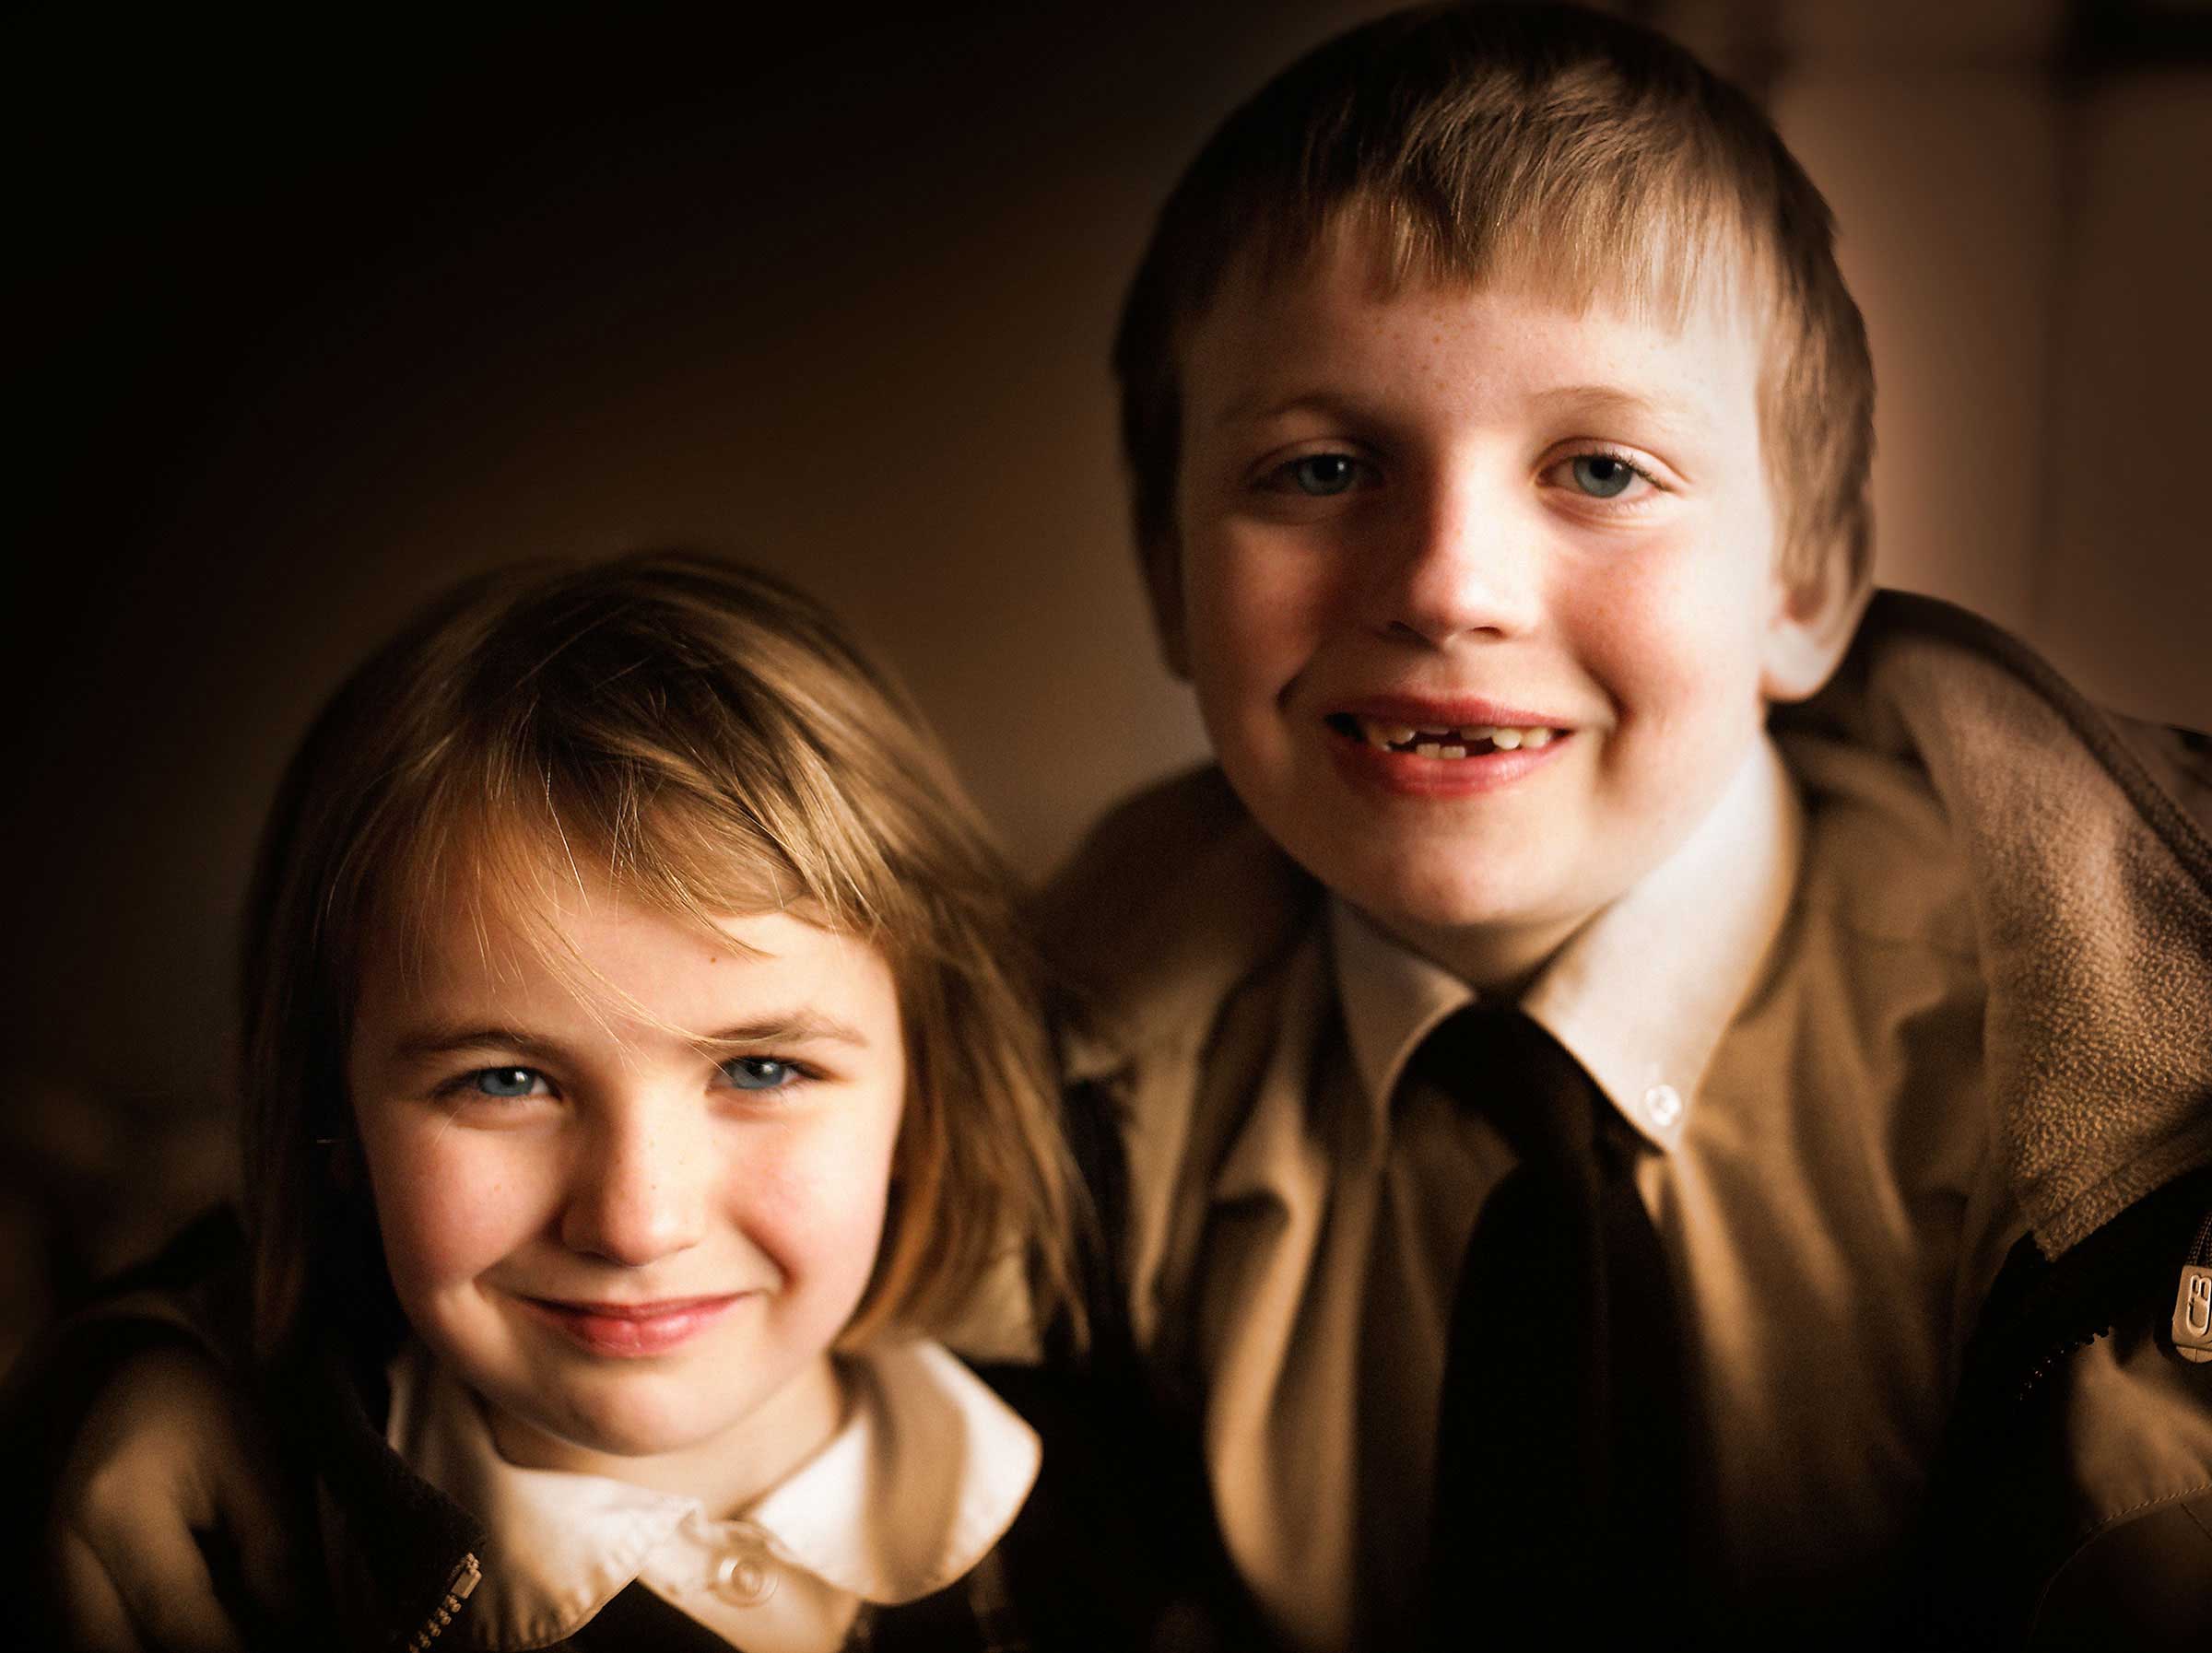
[1143,531,1193,681]
[1759,546,1868,703]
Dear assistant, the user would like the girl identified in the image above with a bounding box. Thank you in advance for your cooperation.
[212,552,1102,1649]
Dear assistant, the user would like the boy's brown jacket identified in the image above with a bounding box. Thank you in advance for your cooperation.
[1040,590,2212,1647]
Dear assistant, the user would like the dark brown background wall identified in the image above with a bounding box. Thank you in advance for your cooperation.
[5,0,2207,1360]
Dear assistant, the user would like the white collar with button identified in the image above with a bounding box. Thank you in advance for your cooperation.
[383,1336,1041,1653]
[1333,732,1805,1151]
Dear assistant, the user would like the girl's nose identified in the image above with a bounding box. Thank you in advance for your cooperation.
[1371,474,1543,648]
[559,1103,710,1266]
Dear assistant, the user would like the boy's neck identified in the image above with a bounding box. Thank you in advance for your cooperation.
[1374,909,1592,1001]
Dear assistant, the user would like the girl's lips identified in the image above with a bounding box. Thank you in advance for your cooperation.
[518,1293,747,1357]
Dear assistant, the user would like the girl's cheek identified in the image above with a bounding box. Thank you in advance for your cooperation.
[742,1120,900,1296]
[362,1114,547,1289]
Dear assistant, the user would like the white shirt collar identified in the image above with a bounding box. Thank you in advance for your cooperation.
[1333,732,1804,1149]
[385,1338,1040,1652]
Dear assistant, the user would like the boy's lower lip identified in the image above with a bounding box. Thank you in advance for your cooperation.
[1325,725,1573,797]
[518,1294,747,1357]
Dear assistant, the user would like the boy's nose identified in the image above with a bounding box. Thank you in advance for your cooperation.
[1371,476,1543,647]
[560,1104,710,1266]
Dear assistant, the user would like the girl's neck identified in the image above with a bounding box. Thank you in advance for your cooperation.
[478,1353,850,1517]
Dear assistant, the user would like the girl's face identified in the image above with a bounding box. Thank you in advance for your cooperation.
[346,878,905,1503]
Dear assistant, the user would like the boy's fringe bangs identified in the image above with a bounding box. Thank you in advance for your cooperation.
[1237,54,1766,338]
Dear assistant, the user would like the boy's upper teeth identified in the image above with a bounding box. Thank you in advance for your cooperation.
[1358,718,1558,753]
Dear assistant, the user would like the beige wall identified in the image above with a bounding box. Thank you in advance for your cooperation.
[1680,0,2212,721]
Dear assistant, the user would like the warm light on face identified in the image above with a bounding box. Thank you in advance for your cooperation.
[345,879,905,1503]
[1172,232,1808,988]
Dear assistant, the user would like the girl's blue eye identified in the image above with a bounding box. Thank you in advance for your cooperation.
[1569,454,1641,498]
[722,1056,798,1092]
[1288,453,1361,497]
[471,1067,543,1098]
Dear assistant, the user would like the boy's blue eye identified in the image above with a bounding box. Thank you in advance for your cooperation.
[1569,454,1640,498]
[1288,453,1361,497]
[722,1056,798,1091]
[471,1067,544,1098]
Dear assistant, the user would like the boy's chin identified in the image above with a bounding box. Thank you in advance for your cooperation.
[1339,873,1604,990]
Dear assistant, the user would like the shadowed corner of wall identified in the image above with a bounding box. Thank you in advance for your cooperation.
[0,1073,237,1383]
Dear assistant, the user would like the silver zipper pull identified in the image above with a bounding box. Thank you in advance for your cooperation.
[2173,1265,2212,1365]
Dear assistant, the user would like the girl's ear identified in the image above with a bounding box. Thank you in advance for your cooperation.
[320,1130,361,1191]
[1759,548,1868,704]
[1144,529,1192,681]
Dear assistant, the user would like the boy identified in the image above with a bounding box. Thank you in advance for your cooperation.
[26,5,2212,1648]
[1049,6,2212,1647]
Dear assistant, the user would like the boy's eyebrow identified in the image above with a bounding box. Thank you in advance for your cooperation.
[1209,389,1376,428]
[1210,382,1703,433]
[1531,384,1693,428]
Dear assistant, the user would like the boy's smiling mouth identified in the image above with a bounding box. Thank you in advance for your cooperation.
[1317,697,1577,795]
[1327,713,1561,757]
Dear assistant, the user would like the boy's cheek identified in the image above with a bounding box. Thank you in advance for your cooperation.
[1183,536,1332,694]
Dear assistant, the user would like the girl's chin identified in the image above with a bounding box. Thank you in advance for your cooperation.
[483,1384,719,1467]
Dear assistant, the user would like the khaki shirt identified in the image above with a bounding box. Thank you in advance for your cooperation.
[1171,736,2022,1649]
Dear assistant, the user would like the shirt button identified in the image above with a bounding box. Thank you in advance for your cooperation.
[1642,1084,1683,1130]
[712,1521,777,1606]
[714,1552,775,1605]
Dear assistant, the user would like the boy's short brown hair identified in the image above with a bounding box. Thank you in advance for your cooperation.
[1113,2,1875,651]
[241,551,1082,1364]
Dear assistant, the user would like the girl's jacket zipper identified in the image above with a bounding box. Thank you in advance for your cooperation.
[404,1554,481,1652]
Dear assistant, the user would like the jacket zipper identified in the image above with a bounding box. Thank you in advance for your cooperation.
[2173,1209,2212,1365]
[2013,1323,2112,1403]
[403,1554,481,1652]
[2014,1206,2212,1399]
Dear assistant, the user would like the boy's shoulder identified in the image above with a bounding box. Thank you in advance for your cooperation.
[1036,764,1320,1056]
[1789,589,2212,842]
[1778,589,2212,1257]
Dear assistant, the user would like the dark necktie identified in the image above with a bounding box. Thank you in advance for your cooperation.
[1418,1005,1693,1641]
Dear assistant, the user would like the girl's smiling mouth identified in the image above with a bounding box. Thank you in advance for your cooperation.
[517,1294,752,1357]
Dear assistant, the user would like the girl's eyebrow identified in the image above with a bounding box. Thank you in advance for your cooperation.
[692,1014,872,1050]
[389,1025,568,1062]
[386,1012,873,1062]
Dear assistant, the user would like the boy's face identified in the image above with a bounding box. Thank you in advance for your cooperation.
[1171,231,1815,985]
[347,878,904,1495]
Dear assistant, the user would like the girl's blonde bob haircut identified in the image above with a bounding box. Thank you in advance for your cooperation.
[241,552,1082,1365]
